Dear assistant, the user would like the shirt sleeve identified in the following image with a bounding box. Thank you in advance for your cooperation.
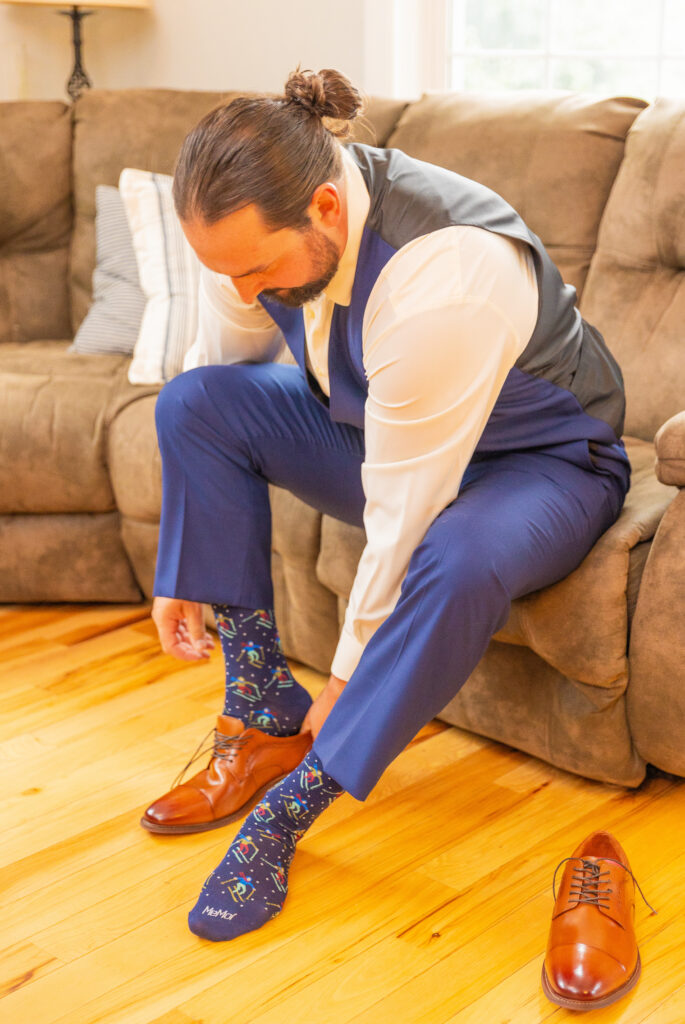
[183,264,284,371]
[330,226,539,680]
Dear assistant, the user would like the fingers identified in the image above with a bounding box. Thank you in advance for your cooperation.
[184,598,213,647]
[185,602,215,654]
[299,706,313,735]
[173,621,213,661]
[298,696,323,740]
[151,597,214,662]
[159,616,206,662]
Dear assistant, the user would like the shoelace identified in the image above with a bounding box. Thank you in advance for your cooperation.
[170,727,250,790]
[552,856,658,915]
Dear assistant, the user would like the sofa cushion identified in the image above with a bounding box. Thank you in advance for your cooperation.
[108,392,161,521]
[385,92,646,299]
[71,184,146,356]
[492,438,676,685]
[70,89,408,333]
[316,437,677,688]
[119,169,200,384]
[438,638,645,787]
[580,99,685,441]
[0,341,157,514]
[0,511,141,603]
[0,101,72,345]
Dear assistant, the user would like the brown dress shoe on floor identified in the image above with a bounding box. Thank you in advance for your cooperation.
[542,830,656,1011]
[140,715,312,835]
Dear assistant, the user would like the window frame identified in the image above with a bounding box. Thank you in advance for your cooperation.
[382,0,684,99]
[448,0,681,97]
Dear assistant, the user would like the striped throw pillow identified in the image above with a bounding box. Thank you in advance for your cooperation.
[70,184,146,356]
[119,168,201,385]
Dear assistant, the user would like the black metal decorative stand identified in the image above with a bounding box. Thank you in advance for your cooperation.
[59,6,94,103]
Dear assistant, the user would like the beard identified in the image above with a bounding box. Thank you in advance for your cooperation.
[261,227,340,308]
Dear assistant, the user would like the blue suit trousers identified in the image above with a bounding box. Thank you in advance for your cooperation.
[154,362,629,800]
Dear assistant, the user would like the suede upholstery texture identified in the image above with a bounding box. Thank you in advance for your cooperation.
[655,411,685,487]
[629,489,685,770]
[1,87,684,787]
[0,102,72,345]
[580,100,685,441]
[384,92,647,298]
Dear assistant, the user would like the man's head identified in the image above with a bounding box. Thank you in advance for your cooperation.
[173,68,364,306]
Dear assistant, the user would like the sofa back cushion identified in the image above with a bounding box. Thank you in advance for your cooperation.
[0,101,72,344]
[579,99,685,441]
[385,92,646,301]
[70,88,407,332]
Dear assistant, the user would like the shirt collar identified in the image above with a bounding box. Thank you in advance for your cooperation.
[322,146,370,308]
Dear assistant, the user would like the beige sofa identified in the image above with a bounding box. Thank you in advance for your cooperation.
[2,87,684,789]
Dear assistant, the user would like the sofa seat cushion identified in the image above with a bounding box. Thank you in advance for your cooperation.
[316,437,678,688]
[0,511,141,602]
[108,392,161,522]
[0,341,158,514]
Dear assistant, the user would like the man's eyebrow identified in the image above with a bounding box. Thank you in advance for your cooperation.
[231,263,270,279]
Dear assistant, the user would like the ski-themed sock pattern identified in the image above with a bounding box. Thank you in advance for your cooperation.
[211,604,313,736]
[188,750,343,941]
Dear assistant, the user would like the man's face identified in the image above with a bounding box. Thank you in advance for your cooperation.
[181,190,345,308]
[261,227,339,308]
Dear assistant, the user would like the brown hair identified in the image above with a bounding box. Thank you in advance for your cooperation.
[173,67,365,231]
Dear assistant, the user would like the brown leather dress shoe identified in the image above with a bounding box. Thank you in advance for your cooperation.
[140,715,312,835]
[542,830,654,1011]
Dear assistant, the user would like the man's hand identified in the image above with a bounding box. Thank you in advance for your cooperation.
[152,596,215,662]
[300,673,347,739]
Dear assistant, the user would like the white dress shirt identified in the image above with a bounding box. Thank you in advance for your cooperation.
[184,149,539,680]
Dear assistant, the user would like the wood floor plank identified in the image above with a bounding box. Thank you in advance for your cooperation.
[146,1013,201,1024]
[0,697,210,793]
[0,604,151,654]
[2,604,684,1024]
[338,803,685,1024]
[0,646,220,742]
[0,940,65,1000]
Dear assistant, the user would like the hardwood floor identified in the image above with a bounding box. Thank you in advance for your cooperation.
[0,603,682,1024]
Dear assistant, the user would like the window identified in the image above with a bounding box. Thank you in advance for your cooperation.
[446,0,685,98]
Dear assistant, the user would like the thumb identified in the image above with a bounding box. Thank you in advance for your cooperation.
[185,601,209,646]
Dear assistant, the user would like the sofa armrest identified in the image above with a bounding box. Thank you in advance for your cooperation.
[654,410,685,487]
[628,488,685,776]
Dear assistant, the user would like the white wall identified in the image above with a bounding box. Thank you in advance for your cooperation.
[0,0,376,102]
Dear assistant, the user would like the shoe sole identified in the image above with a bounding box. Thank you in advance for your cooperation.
[541,952,641,1011]
[139,772,290,835]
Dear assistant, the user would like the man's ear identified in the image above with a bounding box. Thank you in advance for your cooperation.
[309,182,343,227]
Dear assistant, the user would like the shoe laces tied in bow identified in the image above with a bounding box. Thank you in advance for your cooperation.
[170,727,249,789]
[552,856,658,915]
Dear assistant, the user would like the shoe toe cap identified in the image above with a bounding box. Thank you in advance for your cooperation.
[144,785,213,826]
[546,943,631,1001]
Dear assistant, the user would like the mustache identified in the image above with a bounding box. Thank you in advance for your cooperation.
[261,268,337,308]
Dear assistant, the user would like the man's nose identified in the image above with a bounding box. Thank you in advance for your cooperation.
[231,276,263,305]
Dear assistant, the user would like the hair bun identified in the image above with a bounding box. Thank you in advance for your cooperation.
[284,67,364,138]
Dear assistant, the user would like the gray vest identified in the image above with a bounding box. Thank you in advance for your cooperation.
[261,143,625,442]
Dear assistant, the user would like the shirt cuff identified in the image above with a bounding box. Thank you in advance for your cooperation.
[331,627,367,681]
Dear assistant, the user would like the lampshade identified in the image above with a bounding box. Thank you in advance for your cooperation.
[2,0,150,8]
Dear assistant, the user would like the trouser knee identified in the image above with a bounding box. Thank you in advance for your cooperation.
[154,365,249,446]
[407,524,512,630]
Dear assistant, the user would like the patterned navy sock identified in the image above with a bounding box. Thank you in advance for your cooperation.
[212,604,312,736]
[188,750,343,941]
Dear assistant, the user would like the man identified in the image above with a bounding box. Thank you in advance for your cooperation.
[145,68,630,944]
